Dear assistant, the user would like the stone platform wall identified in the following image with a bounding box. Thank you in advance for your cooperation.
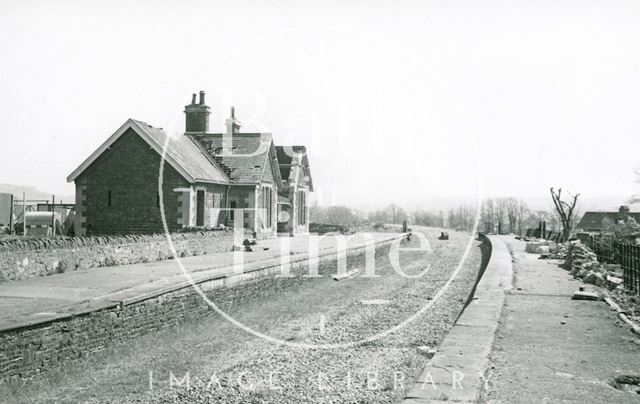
[0,230,247,282]
[0,237,402,381]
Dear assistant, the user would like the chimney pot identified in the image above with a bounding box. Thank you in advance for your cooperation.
[184,90,210,133]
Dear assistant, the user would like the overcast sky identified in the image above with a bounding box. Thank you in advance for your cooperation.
[1,1,639,210]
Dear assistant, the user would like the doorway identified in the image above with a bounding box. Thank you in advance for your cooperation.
[196,190,205,227]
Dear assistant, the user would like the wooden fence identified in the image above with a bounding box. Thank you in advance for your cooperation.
[590,235,640,294]
[526,228,564,242]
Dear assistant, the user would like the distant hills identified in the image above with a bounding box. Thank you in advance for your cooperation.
[0,183,74,203]
[339,194,638,213]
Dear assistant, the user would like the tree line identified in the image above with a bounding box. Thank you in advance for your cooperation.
[310,198,566,235]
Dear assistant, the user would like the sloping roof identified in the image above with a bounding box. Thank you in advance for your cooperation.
[275,145,314,191]
[67,119,229,184]
[190,133,282,185]
[577,211,640,230]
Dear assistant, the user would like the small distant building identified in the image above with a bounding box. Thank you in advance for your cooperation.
[576,205,640,233]
[0,193,13,228]
[67,91,312,237]
[23,212,57,237]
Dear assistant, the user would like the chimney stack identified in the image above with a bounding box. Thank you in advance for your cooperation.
[225,106,241,136]
[184,90,210,133]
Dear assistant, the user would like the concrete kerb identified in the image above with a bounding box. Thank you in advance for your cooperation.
[402,235,512,403]
[604,296,640,336]
[0,234,404,334]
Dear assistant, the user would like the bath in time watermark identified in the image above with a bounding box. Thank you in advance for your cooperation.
[156,26,482,349]
[147,368,466,392]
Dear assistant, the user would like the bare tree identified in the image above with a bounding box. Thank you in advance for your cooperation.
[516,199,528,236]
[387,204,407,224]
[447,204,477,232]
[413,208,446,227]
[481,198,495,232]
[550,187,580,241]
[627,168,640,204]
[504,197,519,234]
[310,205,364,226]
[495,198,508,234]
[370,204,407,225]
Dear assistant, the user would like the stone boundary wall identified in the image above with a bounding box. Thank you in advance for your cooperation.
[458,233,493,316]
[0,236,403,381]
[0,230,249,282]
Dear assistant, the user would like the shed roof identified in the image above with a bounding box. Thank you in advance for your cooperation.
[577,211,640,230]
[67,119,229,184]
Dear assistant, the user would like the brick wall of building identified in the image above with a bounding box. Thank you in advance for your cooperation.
[77,128,189,235]
[0,238,401,381]
[74,183,87,236]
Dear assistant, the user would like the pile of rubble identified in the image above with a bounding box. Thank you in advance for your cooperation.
[527,240,624,290]
[524,239,557,254]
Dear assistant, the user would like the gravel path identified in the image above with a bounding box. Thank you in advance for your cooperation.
[5,227,485,404]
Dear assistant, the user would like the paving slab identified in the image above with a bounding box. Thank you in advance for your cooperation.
[437,342,493,357]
